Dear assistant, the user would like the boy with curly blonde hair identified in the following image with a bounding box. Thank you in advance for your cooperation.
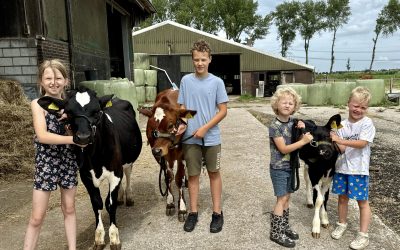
[269,87,313,248]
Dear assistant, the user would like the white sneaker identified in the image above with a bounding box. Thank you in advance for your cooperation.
[331,222,347,239]
[350,232,369,250]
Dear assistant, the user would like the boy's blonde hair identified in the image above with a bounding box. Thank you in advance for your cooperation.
[270,87,302,115]
[190,39,212,57]
[348,86,371,104]
[37,59,69,97]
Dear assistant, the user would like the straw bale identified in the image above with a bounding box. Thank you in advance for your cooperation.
[0,79,30,105]
[0,80,34,180]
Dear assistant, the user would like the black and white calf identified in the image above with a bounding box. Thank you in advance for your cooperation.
[292,114,342,238]
[38,87,142,250]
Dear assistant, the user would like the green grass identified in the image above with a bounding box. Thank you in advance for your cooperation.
[238,94,257,102]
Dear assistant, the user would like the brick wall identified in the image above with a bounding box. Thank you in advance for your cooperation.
[0,38,38,99]
[37,38,69,66]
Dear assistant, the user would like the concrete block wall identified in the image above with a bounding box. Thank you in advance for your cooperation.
[0,38,38,99]
[0,38,70,99]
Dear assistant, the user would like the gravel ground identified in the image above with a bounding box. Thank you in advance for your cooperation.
[1,98,399,250]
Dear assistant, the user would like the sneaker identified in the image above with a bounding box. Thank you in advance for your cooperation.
[210,211,224,233]
[331,222,347,239]
[350,232,369,250]
[183,212,198,232]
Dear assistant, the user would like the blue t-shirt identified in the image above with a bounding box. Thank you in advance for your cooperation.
[269,117,295,170]
[178,73,229,146]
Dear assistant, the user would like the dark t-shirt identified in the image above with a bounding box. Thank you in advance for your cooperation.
[269,117,294,170]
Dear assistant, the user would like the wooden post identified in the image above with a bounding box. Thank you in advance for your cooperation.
[390,78,393,94]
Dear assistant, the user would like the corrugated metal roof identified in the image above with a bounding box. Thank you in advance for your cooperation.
[129,0,156,13]
[132,20,314,71]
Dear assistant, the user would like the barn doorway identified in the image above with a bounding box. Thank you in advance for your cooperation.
[265,71,280,97]
[208,54,241,95]
[106,4,130,78]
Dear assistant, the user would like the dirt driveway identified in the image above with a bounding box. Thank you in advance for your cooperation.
[0,98,399,249]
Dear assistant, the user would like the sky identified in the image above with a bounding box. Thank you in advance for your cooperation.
[253,0,400,73]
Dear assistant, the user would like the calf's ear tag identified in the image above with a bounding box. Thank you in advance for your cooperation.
[185,113,193,119]
[48,102,59,111]
[106,100,112,107]
[330,121,343,130]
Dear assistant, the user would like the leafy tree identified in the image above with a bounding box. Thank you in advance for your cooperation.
[370,0,400,71]
[215,0,270,43]
[346,58,351,72]
[326,0,351,73]
[297,0,326,64]
[273,1,300,57]
[170,0,220,34]
[139,0,270,45]
[137,0,173,29]
[244,14,273,46]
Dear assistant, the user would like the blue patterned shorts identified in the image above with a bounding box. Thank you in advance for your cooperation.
[332,173,369,200]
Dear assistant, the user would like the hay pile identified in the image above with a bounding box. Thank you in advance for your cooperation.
[0,79,35,180]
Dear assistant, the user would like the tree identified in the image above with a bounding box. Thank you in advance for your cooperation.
[139,0,271,45]
[137,0,173,29]
[215,0,270,43]
[326,0,351,73]
[170,0,220,34]
[346,58,351,72]
[273,1,300,57]
[297,0,326,64]
[370,0,400,71]
[244,14,273,46]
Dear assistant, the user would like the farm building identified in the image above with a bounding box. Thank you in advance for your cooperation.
[132,20,315,96]
[0,0,155,99]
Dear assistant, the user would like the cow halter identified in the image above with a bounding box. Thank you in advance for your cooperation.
[151,118,192,148]
[309,139,341,154]
[73,110,104,143]
[309,140,330,147]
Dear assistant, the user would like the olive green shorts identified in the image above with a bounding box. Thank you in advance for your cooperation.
[183,144,221,176]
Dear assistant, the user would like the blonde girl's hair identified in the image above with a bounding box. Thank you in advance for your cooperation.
[37,59,69,97]
[190,39,212,57]
[348,86,371,104]
[270,86,302,115]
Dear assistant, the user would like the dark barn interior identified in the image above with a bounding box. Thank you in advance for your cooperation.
[209,54,241,95]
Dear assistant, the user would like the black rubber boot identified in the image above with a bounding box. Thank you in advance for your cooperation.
[283,209,299,240]
[270,213,296,248]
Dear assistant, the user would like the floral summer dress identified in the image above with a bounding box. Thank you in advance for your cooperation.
[33,113,78,191]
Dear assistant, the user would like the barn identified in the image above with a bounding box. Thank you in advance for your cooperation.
[0,0,155,99]
[132,20,315,96]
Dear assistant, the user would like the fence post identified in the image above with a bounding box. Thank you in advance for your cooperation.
[390,78,393,94]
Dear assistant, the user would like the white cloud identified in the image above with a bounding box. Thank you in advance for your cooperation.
[254,0,400,72]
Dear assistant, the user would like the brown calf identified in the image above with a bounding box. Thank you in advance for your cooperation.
[139,89,196,221]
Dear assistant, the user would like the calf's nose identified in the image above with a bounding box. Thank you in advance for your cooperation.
[75,131,91,144]
[152,147,162,157]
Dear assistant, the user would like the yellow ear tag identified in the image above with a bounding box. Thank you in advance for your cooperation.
[331,121,343,131]
[48,102,59,111]
[331,121,337,129]
[185,113,193,119]
[106,100,112,107]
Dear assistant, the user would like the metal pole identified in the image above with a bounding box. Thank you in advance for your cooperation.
[149,65,173,85]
